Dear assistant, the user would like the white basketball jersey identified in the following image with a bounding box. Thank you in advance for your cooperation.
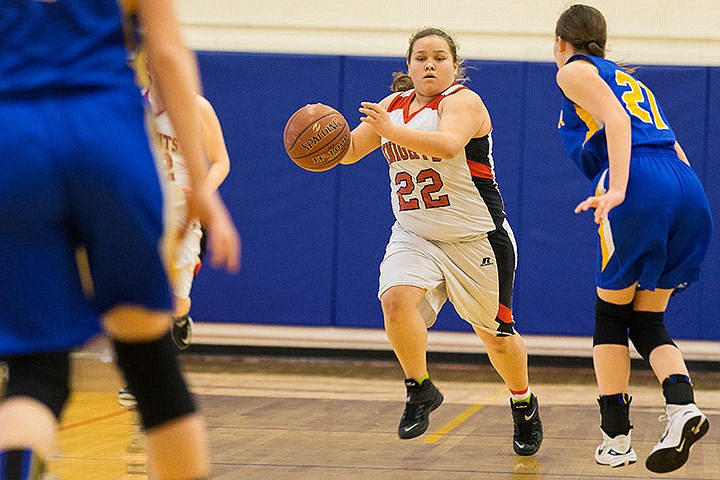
[381,84,500,242]
[146,90,190,189]
[143,89,202,295]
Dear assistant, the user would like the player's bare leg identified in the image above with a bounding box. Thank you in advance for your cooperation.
[382,285,443,439]
[104,306,208,480]
[382,286,429,380]
[475,327,542,455]
[474,328,528,391]
[0,398,56,477]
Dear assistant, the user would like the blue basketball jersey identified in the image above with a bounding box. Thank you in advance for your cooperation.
[556,54,711,292]
[0,0,136,98]
[557,54,676,179]
[0,0,172,355]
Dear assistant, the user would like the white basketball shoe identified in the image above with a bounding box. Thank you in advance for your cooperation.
[646,403,709,473]
[595,429,637,467]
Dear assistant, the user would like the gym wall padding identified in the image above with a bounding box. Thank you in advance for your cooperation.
[191,51,720,341]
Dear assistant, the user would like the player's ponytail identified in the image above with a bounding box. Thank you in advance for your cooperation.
[391,72,414,92]
[555,4,607,58]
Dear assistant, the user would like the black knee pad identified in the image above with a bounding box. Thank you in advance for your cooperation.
[4,351,70,420]
[593,296,633,346]
[113,333,196,430]
[628,311,675,360]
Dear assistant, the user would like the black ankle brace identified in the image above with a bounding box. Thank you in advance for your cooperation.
[662,374,694,405]
[598,393,632,437]
[0,449,45,480]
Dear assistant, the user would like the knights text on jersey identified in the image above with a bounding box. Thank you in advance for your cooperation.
[381,84,501,243]
[147,92,191,188]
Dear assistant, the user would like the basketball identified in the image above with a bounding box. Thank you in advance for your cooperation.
[283,103,351,172]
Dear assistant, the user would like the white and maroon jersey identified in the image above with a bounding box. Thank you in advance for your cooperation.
[145,89,190,189]
[381,84,507,243]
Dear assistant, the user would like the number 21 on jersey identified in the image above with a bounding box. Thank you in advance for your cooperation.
[615,70,669,130]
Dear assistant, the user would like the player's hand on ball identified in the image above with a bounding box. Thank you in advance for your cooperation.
[359,102,393,137]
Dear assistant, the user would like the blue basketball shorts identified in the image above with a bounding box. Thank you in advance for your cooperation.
[0,89,172,355]
[592,151,712,291]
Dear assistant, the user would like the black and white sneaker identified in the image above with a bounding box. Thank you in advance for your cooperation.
[646,403,709,473]
[397,378,444,439]
[171,315,193,350]
[118,386,137,410]
[510,393,543,455]
[595,429,637,467]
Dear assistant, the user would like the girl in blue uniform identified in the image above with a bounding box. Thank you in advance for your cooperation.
[553,4,711,474]
[0,1,240,479]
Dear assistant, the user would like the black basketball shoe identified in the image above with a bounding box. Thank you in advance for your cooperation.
[398,378,444,439]
[118,386,137,410]
[511,393,543,455]
[171,314,193,350]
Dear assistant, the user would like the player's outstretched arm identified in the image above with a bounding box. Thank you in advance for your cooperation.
[340,93,397,165]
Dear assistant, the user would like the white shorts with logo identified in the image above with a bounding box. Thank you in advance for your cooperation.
[378,222,517,336]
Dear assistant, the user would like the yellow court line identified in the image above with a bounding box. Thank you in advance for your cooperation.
[423,403,484,444]
[423,388,508,444]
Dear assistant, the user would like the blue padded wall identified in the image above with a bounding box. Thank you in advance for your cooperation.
[190,51,719,341]
[192,52,343,326]
[701,67,720,341]
[513,62,597,336]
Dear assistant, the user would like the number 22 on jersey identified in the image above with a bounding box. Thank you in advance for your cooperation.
[395,168,450,211]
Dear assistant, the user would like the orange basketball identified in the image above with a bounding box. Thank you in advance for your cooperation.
[283,103,350,172]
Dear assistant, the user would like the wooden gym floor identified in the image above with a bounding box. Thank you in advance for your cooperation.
[36,338,720,480]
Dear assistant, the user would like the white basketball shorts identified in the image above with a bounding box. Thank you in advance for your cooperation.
[378,222,517,336]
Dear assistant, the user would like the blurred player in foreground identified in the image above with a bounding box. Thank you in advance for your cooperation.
[0,1,240,479]
[119,56,232,408]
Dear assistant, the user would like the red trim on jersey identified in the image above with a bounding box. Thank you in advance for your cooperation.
[387,84,468,124]
[467,161,493,179]
[497,303,513,324]
[143,88,166,116]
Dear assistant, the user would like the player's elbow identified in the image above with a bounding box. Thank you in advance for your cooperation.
[607,107,631,131]
[437,140,464,160]
[217,158,230,181]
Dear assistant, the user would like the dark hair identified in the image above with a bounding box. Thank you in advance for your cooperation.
[391,72,415,92]
[391,26,468,92]
[555,4,607,58]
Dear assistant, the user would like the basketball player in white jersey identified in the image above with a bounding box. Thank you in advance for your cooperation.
[118,60,231,408]
[145,65,231,349]
[338,27,542,455]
